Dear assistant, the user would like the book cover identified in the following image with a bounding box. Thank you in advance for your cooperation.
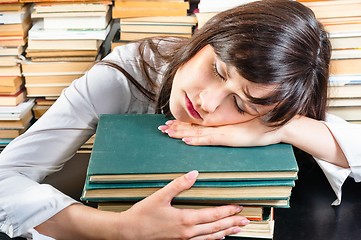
[87,114,298,183]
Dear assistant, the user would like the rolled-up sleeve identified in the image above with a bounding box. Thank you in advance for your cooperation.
[315,113,361,205]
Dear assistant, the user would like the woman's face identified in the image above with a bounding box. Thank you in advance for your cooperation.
[169,44,275,126]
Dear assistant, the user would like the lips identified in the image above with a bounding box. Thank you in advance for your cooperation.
[185,94,202,119]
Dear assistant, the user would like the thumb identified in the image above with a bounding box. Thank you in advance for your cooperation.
[153,170,199,203]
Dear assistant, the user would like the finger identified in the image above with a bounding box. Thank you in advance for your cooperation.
[167,124,214,139]
[150,170,199,203]
[194,216,249,239]
[182,205,244,225]
[182,134,238,147]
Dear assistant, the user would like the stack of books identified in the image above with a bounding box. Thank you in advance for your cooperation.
[0,0,33,146]
[21,0,112,118]
[112,0,195,48]
[81,114,299,239]
[298,0,361,123]
[21,60,94,118]
[0,98,34,147]
[195,0,257,28]
[0,0,31,67]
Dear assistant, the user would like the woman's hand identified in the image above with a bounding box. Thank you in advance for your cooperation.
[36,171,248,240]
[158,118,282,147]
[118,170,250,240]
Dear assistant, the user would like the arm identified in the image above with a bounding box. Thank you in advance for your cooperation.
[0,44,137,238]
[35,171,248,240]
[279,115,349,168]
[160,115,350,168]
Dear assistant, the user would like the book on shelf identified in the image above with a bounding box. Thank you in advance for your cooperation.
[0,76,23,87]
[25,50,98,58]
[33,2,112,13]
[0,88,26,106]
[0,65,21,76]
[0,75,23,94]
[331,49,361,60]
[195,12,216,29]
[119,15,197,25]
[38,9,111,30]
[197,0,256,13]
[120,24,193,34]
[25,84,69,97]
[0,15,31,37]
[329,75,361,86]
[0,46,25,56]
[330,36,361,49]
[24,74,81,85]
[114,0,189,9]
[298,0,361,19]
[327,106,361,122]
[0,36,27,48]
[120,32,191,41]
[0,126,29,138]
[32,104,50,119]
[0,56,21,67]
[19,0,111,3]
[330,58,361,75]
[21,61,94,76]
[29,20,111,40]
[30,56,97,62]
[0,98,34,120]
[0,3,26,12]
[0,8,30,25]
[112,7,188,19]
[328,84,361,98]
[35,97,56,106]
[32,5,110,18]
[0,108,33,129]
[325,23,361,37]
[27,39,102,51]
[327,98,361,107]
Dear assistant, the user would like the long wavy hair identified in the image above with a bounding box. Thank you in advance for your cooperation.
[102,0,331,127]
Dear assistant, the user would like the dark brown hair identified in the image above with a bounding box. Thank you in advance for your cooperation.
[102,0,331,127]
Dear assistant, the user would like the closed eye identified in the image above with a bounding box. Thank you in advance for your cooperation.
[212,62,226,81]
[233,96,246,115]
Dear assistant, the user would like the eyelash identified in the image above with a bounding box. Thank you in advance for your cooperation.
[233,96,246,115]
[212,63,246,115]
[212,63,226,81]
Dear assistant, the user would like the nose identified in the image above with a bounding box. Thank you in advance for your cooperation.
[199,85,228,113]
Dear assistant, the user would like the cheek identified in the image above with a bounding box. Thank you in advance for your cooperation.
[204,110,254,126]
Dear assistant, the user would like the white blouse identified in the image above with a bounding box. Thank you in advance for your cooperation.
[0,42,360,239]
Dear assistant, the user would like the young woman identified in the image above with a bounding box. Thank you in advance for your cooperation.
[1,0,360,239]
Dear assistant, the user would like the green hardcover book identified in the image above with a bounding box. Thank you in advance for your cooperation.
[82,179,295,203]
[86,114,298,183]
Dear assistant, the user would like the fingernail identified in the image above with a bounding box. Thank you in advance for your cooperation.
[165,129,175,135]
[182,138,191,144]
[165,120,174,125]
[232,227,242,234]
[235,205,243,212]
[158,125,168,132]
[185,170,199,180]
[241,219,250,225]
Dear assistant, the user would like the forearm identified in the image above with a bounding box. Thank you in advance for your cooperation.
[35,204,121,240]
[280,115,349,168]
